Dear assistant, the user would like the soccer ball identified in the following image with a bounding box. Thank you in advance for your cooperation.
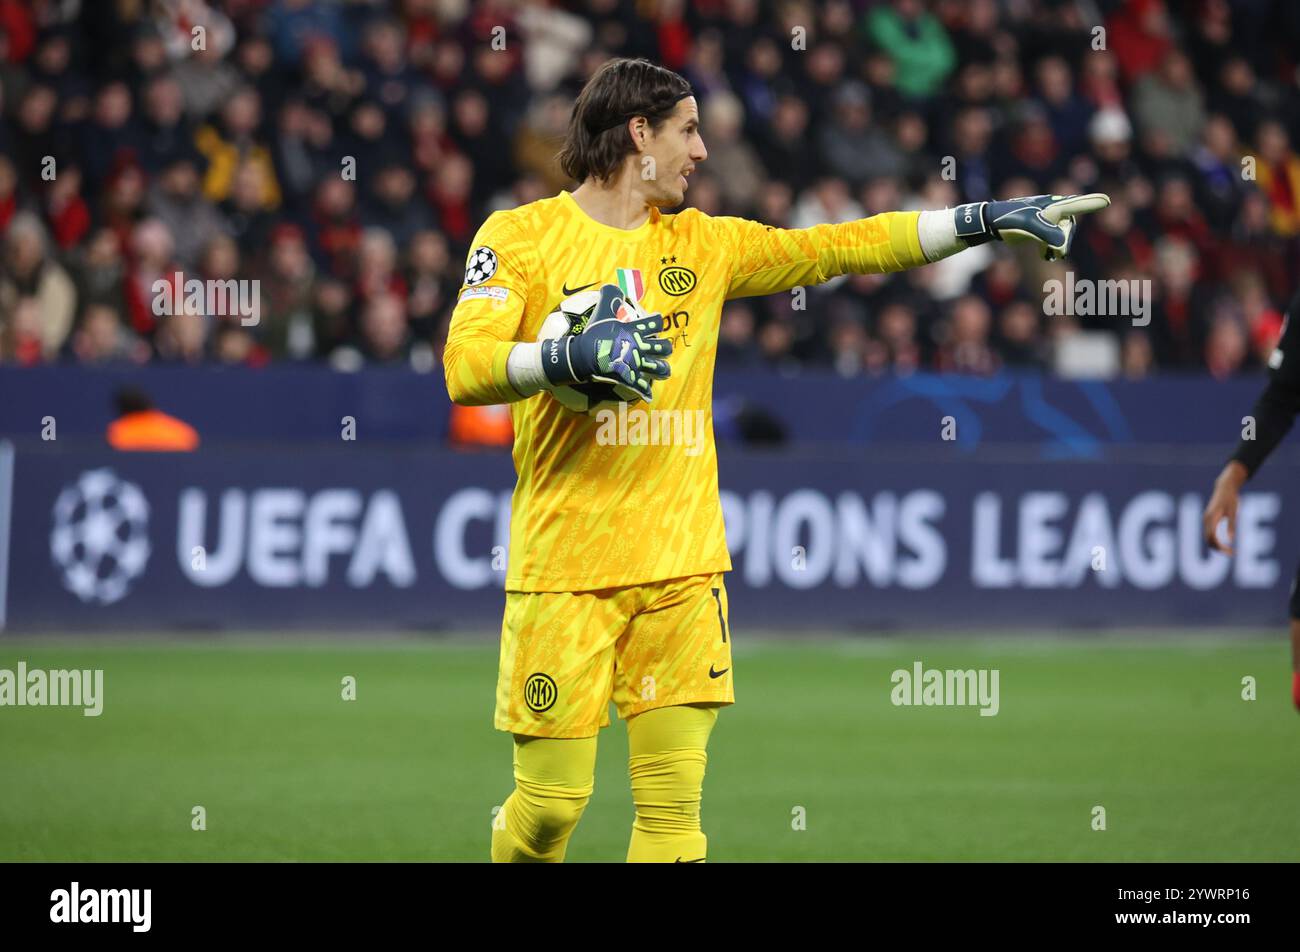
[536,288,641,414]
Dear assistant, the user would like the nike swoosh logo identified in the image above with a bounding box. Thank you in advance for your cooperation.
[561,281,598,296]
[709,665,729,679]
[675,857,705,863]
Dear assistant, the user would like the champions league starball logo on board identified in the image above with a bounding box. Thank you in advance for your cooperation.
[49,469,151,605]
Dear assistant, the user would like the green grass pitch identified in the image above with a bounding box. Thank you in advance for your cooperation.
[1,634,1296,862]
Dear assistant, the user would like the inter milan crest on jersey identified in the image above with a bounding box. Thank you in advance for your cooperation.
[658,264,696,296]
[464,246,498,286]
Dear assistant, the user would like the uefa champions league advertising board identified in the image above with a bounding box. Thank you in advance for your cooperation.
[1,442,1296,631]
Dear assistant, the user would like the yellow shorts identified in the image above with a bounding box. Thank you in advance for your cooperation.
[494,572,734,738]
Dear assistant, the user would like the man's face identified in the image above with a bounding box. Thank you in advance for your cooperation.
[164,162,198,198]
[639,97,707,207]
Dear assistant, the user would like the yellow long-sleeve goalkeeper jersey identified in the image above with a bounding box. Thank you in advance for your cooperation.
[444,190,927,592]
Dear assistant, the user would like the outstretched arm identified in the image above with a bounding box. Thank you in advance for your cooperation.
[721,193,1111,300]
[722,211,927,299]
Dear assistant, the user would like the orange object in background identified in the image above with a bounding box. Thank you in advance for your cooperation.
[108,410,200,451]
[106,387,200,451]
[448,403,512,448]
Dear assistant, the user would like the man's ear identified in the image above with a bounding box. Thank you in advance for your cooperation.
[629,116,649,149]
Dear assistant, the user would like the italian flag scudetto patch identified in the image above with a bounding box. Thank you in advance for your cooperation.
[615,268,644,304]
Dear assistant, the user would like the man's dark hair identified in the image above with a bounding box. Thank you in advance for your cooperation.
[557,58,693,184]
[114,386,153,416]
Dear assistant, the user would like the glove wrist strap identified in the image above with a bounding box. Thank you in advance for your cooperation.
[540,337,582,386]
[953,202,994,245]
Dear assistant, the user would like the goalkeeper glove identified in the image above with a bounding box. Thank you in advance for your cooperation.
[954,193,1111,261]
[541,284,673,402]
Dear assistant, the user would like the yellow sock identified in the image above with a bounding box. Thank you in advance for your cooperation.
[626,705,719,863]
[491,734,597,863]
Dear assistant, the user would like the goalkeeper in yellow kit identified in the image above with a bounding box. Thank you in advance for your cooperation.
[443,57,1107,863]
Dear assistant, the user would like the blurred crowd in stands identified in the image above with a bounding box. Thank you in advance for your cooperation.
[2,0,1299,380]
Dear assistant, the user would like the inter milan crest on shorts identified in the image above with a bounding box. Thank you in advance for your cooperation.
[524,673,557,713]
